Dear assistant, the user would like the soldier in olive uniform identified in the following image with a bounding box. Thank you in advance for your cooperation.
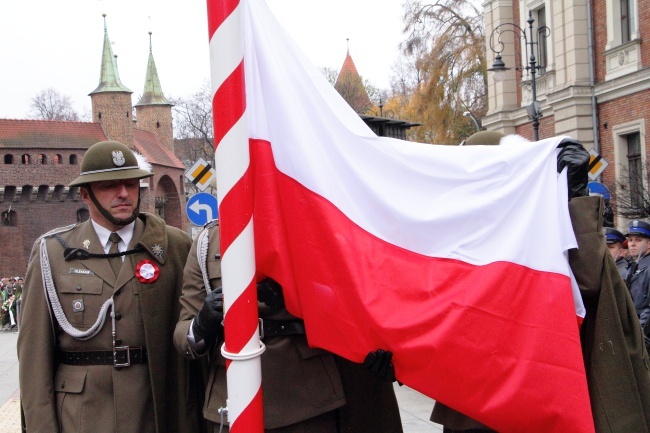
[174,221,403,433]
[18,141,204,433]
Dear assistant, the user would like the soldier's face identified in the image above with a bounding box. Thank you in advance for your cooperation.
[607,242,623,259]
[627,235,650,258]
[81,179,140,230]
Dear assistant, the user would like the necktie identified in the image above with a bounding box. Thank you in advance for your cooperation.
[108,232,122,278]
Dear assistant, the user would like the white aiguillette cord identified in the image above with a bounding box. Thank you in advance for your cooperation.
[40,235,113,340]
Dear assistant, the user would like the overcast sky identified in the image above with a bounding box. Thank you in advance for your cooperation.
[0,0,406,120]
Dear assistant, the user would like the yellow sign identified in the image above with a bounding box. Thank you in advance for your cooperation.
[587,149,608,180]
[184,158,216,191]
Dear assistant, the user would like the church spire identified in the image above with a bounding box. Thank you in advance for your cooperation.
[135,32,171,106]
[89,14,132,95]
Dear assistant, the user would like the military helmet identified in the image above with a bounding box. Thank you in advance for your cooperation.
[69,141,153,187]
[460,131,506,146]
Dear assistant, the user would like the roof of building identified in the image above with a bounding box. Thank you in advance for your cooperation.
[0,119,107,149]
[133,129,184,169]
[337,47,362,84]
[135,33,172,107]
[0,119,184,170]
[89,15,132,95]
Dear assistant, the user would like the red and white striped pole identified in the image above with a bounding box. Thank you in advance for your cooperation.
[206,0,265,431]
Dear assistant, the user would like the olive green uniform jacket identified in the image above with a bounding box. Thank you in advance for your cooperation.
[173,223,403,432]
[432,196,650,432]
[18,213,204,433]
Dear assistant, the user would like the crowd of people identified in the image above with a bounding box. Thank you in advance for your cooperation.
[13,136,650,433]
[0,276,22,331]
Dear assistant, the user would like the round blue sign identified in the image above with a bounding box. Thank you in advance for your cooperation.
[186,193,219,226]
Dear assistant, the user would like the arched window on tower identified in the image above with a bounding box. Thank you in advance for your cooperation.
[70,154,78,165]
[54,154,62,164]
[37,154,47,165]
[22,154,31,164]
[4,154,13,164]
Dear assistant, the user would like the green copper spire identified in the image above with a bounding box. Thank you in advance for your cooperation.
[89,14,132,95]
[135,32,171,106]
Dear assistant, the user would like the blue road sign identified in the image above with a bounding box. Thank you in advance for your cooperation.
[186,193,219,226]
[587,181,611,200]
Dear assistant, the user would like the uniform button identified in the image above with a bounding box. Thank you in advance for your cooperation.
[115,339,122,345]
[115,313,122,320]
[76,285,82,291]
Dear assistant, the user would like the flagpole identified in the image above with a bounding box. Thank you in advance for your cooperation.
[206,0,265,431]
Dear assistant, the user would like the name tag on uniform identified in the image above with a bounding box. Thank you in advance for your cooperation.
[69,268,94,276]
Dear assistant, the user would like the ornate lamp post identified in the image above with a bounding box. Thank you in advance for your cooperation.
[487,11,550,141]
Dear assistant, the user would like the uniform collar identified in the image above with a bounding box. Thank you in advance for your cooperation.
[91,219,135,253]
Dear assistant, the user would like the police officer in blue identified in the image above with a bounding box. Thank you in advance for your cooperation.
[625,219,650,350]
[604,227,629,277]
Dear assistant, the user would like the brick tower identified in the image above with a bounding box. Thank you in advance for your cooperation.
[134,32,174,153]
[89,14,134,147]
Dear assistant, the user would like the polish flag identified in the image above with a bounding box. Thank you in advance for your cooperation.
[232,1,594,431]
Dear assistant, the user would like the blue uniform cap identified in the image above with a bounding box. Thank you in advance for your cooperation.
[604,227,626,244]
[627,220,650,238]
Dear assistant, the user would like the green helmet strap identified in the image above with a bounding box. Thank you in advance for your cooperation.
[85,185,140,226]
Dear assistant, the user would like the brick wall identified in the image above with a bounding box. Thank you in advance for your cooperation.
[135,106,174,153]
[92,92,134,146]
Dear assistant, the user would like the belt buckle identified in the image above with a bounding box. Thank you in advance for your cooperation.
[114,346,131,368]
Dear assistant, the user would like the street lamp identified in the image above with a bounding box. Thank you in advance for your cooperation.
[463,111,482,132]
[487,11,550,141]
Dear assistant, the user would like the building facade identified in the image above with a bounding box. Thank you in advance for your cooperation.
[482,0,650,227]
[0,18,187,277]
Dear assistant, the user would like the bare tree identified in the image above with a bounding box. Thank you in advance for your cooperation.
[612,163,650,220]
[321,67,339,86]
[172,82,216,194]
[29,88,80,121]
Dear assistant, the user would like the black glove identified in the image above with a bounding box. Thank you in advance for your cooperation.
[192,287,224,349]
[557,138,589,200]
[363,349,396,382]
[257,278,284,312]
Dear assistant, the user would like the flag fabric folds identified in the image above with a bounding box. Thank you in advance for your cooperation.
[237,1,594,431]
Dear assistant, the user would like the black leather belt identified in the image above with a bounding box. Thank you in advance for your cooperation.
[57,347,148,367]
[260,319,305,339]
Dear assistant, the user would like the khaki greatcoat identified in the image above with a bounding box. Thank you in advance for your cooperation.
[18,213,204,433]
[174,222,403,432]
[431,196,650,432]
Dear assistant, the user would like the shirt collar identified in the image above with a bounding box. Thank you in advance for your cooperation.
[91,219,136,253]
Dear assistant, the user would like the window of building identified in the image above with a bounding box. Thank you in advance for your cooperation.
[535,7,548,74]
[22,154,31,164]
[621,0,631,43]
[607,0,637,47]
[2,210,17,227]
[613,120,646,226]
[54,154,62,164]
[70,154,78,165]
[37,154,47,165]
[77,208,89,223]
[4,154,13,164]
[627,132,642,208]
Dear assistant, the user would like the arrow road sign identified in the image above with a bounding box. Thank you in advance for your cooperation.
[186,192,219,226]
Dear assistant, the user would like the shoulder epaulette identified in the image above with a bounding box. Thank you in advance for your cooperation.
[37,223,78,242]
[203,219,219,229]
